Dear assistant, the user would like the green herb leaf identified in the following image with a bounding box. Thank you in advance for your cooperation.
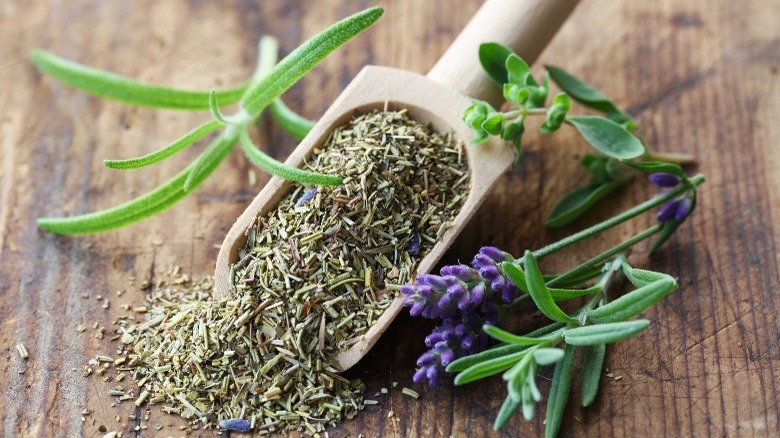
[447,322,566,373]
[479,42,513,86]
[208,90,231,125]
[580,343,606,407]
[104,120,222,170]
[622,160,686,178]
[545,182,620,228]
[547,284,603,301]
[588,277,677,323]
[621,263,671,288]
[31,49,247,110]
[566,116,645,160]
[241,7,384,116]
[545,64,630,123]
[533,348,565,365]
[501,261,529,294]
[483,325,553,346]
[506,54,537,87]
[564,320,650,345]
[453,350,529,385]
[481,112,504,135]
[493,395,522,430]
[183,130,239,192]
[546,265,605,289]
[37,134,237,234]
[269,99,315,141]
[545,344,575,438]
[523,251,577,324]
[239,130,342,186]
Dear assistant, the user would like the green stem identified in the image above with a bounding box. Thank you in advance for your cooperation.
[532,173,704,259]
[547,224,661,288]
[643,150,696,165]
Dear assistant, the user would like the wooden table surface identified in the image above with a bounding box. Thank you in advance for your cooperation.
[2,0,779,436]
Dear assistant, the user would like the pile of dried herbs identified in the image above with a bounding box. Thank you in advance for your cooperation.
[88,109,470,434]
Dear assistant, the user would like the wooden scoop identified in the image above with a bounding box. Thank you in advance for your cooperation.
[215,0,580,371]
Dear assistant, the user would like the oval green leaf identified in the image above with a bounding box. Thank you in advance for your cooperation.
[533,348,565,365]
[545,344,576,438]
[483,325,550,346]
[588,277,677,324]
[581,343,606,407]
[622,160,687,178]
[564,320,650,345]
[567,116,645,160]
[546,181,620,228]
[479,42,513,86]
[523,251,577,324]
[545,64,629,122]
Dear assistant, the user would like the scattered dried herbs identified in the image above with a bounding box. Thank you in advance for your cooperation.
[87,109,469,434]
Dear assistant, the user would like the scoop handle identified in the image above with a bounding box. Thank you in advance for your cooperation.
[427,0,580,107]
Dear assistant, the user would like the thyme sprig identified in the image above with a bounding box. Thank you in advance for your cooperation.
[464,42,696,228]
[34,7,383,234]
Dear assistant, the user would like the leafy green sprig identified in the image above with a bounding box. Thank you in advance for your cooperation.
[464,42,695,227]
[34,7,383,234]
[402,168,704,435]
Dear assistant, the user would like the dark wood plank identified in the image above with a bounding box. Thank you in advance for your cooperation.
[1,0,778,436]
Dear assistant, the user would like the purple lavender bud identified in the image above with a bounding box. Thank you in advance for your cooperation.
[657,198,682,222]
[469,283,488,306]
[413,368,428,384]
[675,197,693,221]
[219,418,252,433]
[500,283,520,303]
[490,275,506,292]
[425,331,445,347]
[438,293,454,310]
[649,173,680,188]
[479,246,509,263]
[294,187,318,207]
[472,254,496,272]
[440,348,456,365]
[426,366,441,386]
[447,283,466,299]
[478,264,502,282]
[417,285,435,299]
[461,332,475,351]
[400,285,417,296]
[417,352,437,366]
[409,301,426,317]
[417,274,448,289]
[406,234,421,257]
[441,264,477,281]
[483,302,500,326]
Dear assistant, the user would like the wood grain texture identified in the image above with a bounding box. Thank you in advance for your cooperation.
[1,0,778,436]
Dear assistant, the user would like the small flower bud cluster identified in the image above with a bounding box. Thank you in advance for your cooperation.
[649,173,692,223]
[401,247,519,385]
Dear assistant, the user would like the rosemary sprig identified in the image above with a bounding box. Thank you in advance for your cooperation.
[35,7,383,234]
